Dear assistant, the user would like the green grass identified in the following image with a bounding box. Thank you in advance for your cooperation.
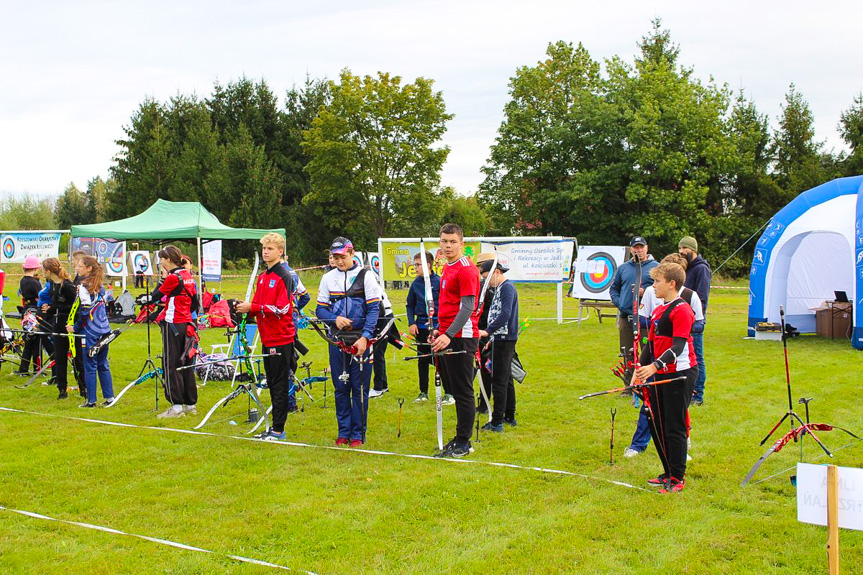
[0,274,861,574]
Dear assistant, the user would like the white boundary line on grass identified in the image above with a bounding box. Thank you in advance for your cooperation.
[0,406,652,493]
[0,505,315,574]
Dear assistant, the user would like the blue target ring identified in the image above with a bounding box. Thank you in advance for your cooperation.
[580,252,616,294]
[133,253,150,273]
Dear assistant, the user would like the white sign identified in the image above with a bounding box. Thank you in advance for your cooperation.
[128,251,153,276]
[481,240,573,283]
[569,245,627,301]
[201,240,222,282]
[797,463,863,531]
[0,232,62,263]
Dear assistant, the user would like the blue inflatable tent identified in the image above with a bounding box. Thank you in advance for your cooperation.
[747,175,863,349]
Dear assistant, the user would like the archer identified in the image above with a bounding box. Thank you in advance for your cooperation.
[315,237,381,448]
[633,262,700,493]
[236,233,297,441]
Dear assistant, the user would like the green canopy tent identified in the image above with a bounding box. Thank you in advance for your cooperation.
[71,199,284,289]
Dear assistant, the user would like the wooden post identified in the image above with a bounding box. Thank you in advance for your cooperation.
[827,464,840,575]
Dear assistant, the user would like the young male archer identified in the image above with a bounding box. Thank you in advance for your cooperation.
[431,223,481,458]
[633,262,699,493]
[236,233,296,441]
[315,237,381,447]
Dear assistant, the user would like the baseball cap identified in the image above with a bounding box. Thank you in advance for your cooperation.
[329,237,353,255]
[630,236,647,247]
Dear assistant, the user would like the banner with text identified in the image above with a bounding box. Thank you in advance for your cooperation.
[0,232,62,263]
[202,240,222,282]
[481,240,574,283]
[568,245,627,301]
[378,241,482,282]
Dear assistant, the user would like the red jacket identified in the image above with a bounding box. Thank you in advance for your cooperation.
[158,268,197,324]
[249,264,295,346]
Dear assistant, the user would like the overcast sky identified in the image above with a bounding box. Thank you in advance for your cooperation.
[1,0,861,198]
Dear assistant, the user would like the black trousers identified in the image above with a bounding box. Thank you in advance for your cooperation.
[477,336,491,411]
[372,337,388,391]
[52,333,70,392]
[489,339,517,425]
[161,323,197,406]
[438,337,478,443]
[646,366,698,480]
[263,342,295,433]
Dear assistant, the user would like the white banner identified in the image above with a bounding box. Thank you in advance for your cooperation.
[481,240,573,283]
[568,245,627,301]
[0,232,62,263]
[201,240,222,282]
[128,251,154,276]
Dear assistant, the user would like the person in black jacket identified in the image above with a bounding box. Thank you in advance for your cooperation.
[678,236,711,405]
[15,256,44,375]
[477,257,519,432]
[405,251,442,402]
[41,257,77,400]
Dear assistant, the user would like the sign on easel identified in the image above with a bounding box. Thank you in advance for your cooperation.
[797,462,863,574]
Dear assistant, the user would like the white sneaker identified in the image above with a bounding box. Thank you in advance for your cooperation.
[441,394,455,406]
[687,453,693,461]
[368,388,387,399]
[157,406,186,419]
[623,448,641,458]
[183,405,198,415]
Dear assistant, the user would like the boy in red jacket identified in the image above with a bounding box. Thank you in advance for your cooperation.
[236,233,296,441]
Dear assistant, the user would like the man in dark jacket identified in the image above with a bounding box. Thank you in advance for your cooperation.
[406,251,442,402]
[609,236,658,378]
[679,235,711,405]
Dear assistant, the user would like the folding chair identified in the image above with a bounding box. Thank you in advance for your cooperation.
[206,323,259,386]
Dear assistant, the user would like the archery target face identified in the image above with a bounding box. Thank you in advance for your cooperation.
[2,237,15,260]
[580,252,616,294]
[352,254,363,268]
[370,254,381,274]
[106,242,125,274]
[133,253,150,274]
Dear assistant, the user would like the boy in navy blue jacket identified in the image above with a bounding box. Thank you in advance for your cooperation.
[406,251,442,402]
[477,256,519,432]
[316,237,381,447]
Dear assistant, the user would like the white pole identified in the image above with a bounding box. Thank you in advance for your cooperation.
[196,237,203,296]
[557,282,563,324]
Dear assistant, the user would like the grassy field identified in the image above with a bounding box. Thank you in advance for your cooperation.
[0,271,861,574]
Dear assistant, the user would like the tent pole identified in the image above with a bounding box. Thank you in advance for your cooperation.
[196,237,203,297]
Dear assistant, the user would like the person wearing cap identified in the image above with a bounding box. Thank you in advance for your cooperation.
[678,235,711,405]
[15,255,48,376]
[477,254,519,432]
[431,223,481,458]
[608,237,658,382]
[316,236,381,447]
[236,233,296,440]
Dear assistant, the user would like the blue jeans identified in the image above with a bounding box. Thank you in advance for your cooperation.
[629,405,652,452]
[329,344,372,441]
[692,332,706,401]
[83,334,114,403]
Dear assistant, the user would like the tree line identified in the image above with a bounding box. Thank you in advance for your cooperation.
[23,20,862,272]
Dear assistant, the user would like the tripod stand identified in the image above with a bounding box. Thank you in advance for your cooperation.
[758,305,832,457]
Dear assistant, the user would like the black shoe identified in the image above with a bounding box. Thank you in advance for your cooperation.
[503,417,518,427]
[287,405,299,413]
[435,440,473,458]
[79,402,96,408]
[481,422,504,433]
[13,370,32,377]
[57,390,68,400]
[100,398,114,407]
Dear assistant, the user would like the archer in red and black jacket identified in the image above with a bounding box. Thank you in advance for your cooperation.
[634,262,699,494]
[150,246,200,419]
[236,234,296,441]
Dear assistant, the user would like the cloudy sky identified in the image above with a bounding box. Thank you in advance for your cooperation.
[1,1,861,198]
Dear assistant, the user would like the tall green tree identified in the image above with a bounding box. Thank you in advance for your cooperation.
[302,69,452,248]
[772,84,825,197]
[55,182,90,228]
[838,92,863,176]
[85,177,113,223]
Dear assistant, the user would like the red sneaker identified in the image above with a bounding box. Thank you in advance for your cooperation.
[335,437,349,447]
[647,474,668,487]
[349,439,363,448]
[659,476,685,493]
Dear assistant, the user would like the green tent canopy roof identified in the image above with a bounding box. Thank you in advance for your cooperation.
[70,199,285,240]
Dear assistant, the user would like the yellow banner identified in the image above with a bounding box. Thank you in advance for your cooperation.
[380,240,481,281]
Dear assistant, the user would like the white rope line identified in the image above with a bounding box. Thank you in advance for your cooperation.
[0,505,315,573]
[0,406,651,493]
